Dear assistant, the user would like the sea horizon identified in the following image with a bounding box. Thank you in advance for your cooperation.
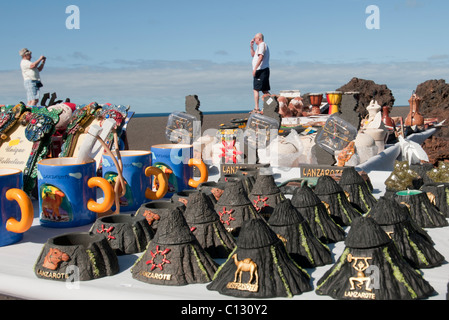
[133,105,408,117]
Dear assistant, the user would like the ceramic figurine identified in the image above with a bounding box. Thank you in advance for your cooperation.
[381,106,395,128]
[404,92,424,127]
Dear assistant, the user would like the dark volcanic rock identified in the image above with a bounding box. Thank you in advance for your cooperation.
[422,137,449,165]
[336,77,395,118]
[415,79,449,164]
[415,79,449,130]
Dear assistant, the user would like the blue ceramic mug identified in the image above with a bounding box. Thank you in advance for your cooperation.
[0,168,34,247]
[102,150,168,212]
[150,144,208,198]
[37,158,114,228]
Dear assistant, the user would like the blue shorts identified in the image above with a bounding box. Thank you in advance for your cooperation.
[24,80,40,101]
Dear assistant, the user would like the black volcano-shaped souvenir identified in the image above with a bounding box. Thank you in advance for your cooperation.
[183,192,236,258]
[34,232,119,281]
[214,180,262,236]
[291,184,346,243]
[248,174,286,220]
[131,206,218,286]
[316,216,435,300]
[421,183,449,218]
[268,199,332,268]
[314,175,362,226]
[236,167,260,180]
[198,181,226,205]
[135,200,184,232]
[90,214,154,255]
[339,167,377,213]
[206,218,313,298]
[394,190,449,228]
[219,173,253,195]
[171,189,200,207]
[366,197,445,269]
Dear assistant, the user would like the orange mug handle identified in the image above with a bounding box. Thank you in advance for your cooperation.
[145,166,168,200]
[5,189,34,234]
[87,177,114,213]
[188,158,208,188]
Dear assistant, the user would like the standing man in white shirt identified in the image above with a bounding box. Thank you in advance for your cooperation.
[250,33,270,114]
[19,48,46,106]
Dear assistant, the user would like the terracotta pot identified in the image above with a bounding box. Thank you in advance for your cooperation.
[404,94,424,126]
[382,106,395,127]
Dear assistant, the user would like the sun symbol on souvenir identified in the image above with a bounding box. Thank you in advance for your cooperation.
[96,224,116,241]
[219,139,243,164]
[218,207,236,226]
[146,246,171,271]
[253,196,269,212]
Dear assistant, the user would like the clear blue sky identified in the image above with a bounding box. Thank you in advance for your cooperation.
[1,0,448,113]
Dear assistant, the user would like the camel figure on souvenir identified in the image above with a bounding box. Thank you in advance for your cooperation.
[41,187,66,221]
[232,254,258,285]
[43,248,70,270]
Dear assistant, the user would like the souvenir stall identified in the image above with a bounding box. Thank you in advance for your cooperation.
[0,91,448,302]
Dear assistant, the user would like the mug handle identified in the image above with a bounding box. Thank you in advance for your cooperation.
[188,158,209,188]
[5,189,34,234]
[145,166,168,200]
[87,177,115,213]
